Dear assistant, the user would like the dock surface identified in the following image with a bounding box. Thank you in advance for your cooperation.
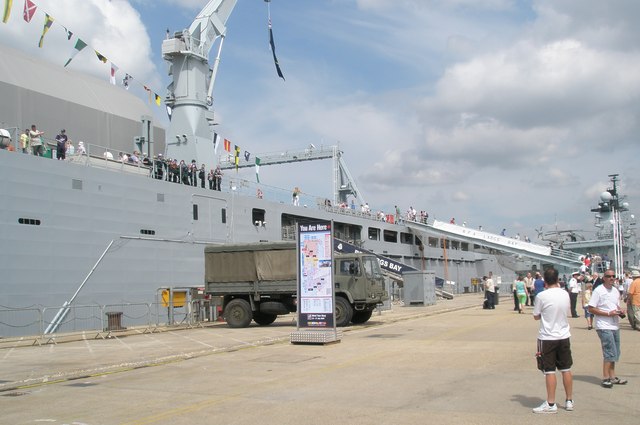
[1,294,638,424]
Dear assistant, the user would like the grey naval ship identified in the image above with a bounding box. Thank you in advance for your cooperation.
[0,1,587,337]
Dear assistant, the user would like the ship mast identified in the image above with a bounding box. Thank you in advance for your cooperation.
[609,175,625,278]
[592,174,627,276]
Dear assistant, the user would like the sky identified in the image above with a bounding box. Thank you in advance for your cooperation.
[1,0,639,244]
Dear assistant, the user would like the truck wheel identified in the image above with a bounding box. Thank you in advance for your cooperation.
[224,299,252,328]
[335,297,353,327]
[253,312,277,326]
[351,309,373,324]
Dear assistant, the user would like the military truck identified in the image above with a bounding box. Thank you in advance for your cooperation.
[204,241,388,328]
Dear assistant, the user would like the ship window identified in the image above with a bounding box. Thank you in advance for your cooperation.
[440,239,450,249]
[451,241,459,250]
[383,230,398,243]
[252,208,266,226]
[461,242,469,251]
[428,237,438,248]
[368,227,380,241]
[415,236,423,246]
[334,222,362,241]
[72,179,83,190]
[140,229,156,235]
[221,208,226,224]
[18,218,41,226]
[400,232,413,244]
[193,204,198,221]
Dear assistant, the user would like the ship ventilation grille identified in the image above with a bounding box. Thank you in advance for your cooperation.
[72,179,83,190]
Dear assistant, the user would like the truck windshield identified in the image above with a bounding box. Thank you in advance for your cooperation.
[362,256,383,279]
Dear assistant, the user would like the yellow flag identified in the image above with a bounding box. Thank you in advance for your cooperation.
[2,0,13,24]
[38,14,54,48]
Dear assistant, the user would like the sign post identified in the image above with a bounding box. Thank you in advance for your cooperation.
[290,219,342,344]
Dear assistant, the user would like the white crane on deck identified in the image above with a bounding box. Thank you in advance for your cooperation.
[162,0,237,165]
[218,145,367,207]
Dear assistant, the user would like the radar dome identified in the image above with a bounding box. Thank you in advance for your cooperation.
[600,191,613,202]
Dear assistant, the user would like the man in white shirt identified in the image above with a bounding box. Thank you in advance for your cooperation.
[484,272,496,309]
[532,267,574,414]
[568,271,582,318]
[588,269,628,388]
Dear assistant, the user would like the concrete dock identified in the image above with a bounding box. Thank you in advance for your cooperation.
[1,294,638,424]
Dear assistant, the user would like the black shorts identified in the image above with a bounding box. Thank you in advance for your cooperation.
[538,338,573,374]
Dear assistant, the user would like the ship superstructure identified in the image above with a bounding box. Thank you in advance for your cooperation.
[563,174,637,274]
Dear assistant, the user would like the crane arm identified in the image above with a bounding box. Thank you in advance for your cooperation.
[187,0,237,58]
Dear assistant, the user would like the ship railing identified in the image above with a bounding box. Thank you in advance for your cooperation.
[549,247,584,262]
[9,133,407,218]
[65,141,154,176]
[319,202,401,224]
[0,301,219,346]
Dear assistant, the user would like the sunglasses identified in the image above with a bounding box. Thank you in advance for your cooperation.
[604,275,615,278]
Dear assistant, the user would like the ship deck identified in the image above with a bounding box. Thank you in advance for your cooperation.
[1,294,638,424]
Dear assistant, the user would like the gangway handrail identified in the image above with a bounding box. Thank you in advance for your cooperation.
[405,220,583,268]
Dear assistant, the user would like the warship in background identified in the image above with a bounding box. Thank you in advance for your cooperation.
[0,1,585,337]
[537,174,637,276]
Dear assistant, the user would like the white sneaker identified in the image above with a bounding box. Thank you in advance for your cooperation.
[532,401,558,414]
[565,400,574,411]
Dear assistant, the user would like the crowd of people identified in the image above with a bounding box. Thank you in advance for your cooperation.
[326,200,431,226]
[481,265,640,414]
[149,156,223,190]
[11,126,87,159]
[8,124,229,192]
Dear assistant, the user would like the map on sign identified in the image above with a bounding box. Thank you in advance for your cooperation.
[299,230,333,313]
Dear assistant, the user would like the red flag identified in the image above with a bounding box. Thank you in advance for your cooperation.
[110,62,118,85]
[23,0,36,22]
[224,139,231,152]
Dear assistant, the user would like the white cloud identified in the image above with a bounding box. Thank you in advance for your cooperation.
[1,0,158,87]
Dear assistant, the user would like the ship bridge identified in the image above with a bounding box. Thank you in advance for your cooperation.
[406,220,584,269]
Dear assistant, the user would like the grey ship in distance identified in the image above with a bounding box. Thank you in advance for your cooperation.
[0,1,615,337]
[536,174,638,274]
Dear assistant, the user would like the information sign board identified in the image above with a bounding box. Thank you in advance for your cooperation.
[297,220,334,329]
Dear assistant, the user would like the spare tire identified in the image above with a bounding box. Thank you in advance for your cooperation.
[253,312,277,326]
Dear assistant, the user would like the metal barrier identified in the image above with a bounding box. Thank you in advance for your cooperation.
[0,301,217,347]
[0,307,43,339]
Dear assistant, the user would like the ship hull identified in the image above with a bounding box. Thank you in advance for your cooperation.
[1,150,510,335]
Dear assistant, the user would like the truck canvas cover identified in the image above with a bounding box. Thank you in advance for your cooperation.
[204,242,296,283]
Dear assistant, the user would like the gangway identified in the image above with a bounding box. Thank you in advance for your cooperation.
[218,145,366,207]
[406,220,584,269]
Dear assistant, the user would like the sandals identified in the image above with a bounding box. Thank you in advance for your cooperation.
[611,377,628,385]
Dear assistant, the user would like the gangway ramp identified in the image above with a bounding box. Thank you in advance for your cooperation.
[406,220,584,269]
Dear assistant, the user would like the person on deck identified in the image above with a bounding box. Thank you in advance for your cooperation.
[19,129,30,154]
[29,124,44,156]
[55,130,68,160]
